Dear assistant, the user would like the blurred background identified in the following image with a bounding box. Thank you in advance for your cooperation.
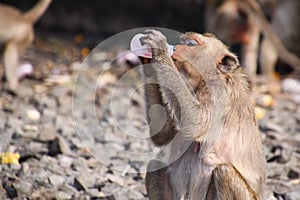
[1,0,299,70]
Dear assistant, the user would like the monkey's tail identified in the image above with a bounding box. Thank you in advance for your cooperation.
[23,0,52,24]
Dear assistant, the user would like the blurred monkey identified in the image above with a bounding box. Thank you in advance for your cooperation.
[205,0,300,84]
[0,0,52,91]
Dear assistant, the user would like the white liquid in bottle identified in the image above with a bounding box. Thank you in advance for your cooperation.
[130,33,175,58]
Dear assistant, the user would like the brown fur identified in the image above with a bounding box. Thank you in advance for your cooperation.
[141,30,266,199]
[0,0,52,91]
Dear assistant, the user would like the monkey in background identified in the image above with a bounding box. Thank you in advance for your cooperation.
[205,0,300,86]
[141,30,266,199]
[0,0,52,91]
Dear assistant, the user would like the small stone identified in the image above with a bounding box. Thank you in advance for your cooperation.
[3,182,18,199]
[28,141,45,154]
[48,174,65,187]
[289,179,300,185]
[58,136,72,155]
[264,190,277,200]
[31,188,55,199]
[86,157,99,168]
[38,125,58,142]
[282,78,300,93]
[56,191,72,199]
[287,169,299,179]
[48,138,61,156]
[23,124,39,132]
[256,95,275,108]
[13,180,32,195]
[45,75,72,85]
[255,107,266,120]
[21,162,29,173]
[99,191,106,197]
[58,155,73,168]
[106,174,125,186]
[87,188,101,197]
[48,136,72,156]
[267,163,285,178]
[9,163,22,170]
[74,174,96,191]
[285,191,300,200]
[26,109,41,121]
[263,122,285,133]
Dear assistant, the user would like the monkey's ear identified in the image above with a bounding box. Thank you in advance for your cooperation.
[217,55,240,73]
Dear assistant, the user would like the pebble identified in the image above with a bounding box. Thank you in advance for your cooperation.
[282,78,300,93]
[38,125,58,142]
[13,180,32,195]
[87,188,101,197]
[58,155,73,168]
[285,191,300,200]
[48,174,65,187]
[56,191,72,199]
[26,109,41,121]
[74,173,96,191]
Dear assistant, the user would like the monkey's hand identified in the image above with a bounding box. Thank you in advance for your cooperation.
[140,30,174,66]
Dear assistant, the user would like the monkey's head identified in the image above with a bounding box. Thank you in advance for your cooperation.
[215,0,251,44]
[172,32,245,88]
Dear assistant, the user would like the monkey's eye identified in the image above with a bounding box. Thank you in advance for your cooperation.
[217,55,240,73]
[185,39,198,46]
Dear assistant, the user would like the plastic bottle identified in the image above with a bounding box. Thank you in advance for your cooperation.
[130,33,175,58]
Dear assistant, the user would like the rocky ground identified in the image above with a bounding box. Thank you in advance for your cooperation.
[0,33,299,199]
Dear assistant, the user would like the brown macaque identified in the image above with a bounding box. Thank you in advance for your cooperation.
[0,0,52,91]
[140,30,266,199]
[205,0,300,84]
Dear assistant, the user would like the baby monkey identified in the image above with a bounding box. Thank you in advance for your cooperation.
[0,0,52,91]
[140,30,266,199]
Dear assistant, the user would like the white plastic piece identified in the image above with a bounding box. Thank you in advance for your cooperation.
[17,63,33,79]
[282,78,300,93]
[130,33,174,58]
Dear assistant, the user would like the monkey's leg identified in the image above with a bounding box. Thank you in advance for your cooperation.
[146,159,173,200]
[4,42,19,90]
[260,38,278,81]
[211,164,259,200]
[242,25,260,84]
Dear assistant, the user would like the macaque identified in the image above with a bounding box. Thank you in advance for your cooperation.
[205,0,300,84]
[140,30,266,199]
[0,0,52,91]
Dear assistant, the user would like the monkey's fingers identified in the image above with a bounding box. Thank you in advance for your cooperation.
[143,29,167,40]
[140,31,169,57]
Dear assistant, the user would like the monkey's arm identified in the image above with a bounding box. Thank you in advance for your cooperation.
[143,64,178,146]
[141,30,208,140]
